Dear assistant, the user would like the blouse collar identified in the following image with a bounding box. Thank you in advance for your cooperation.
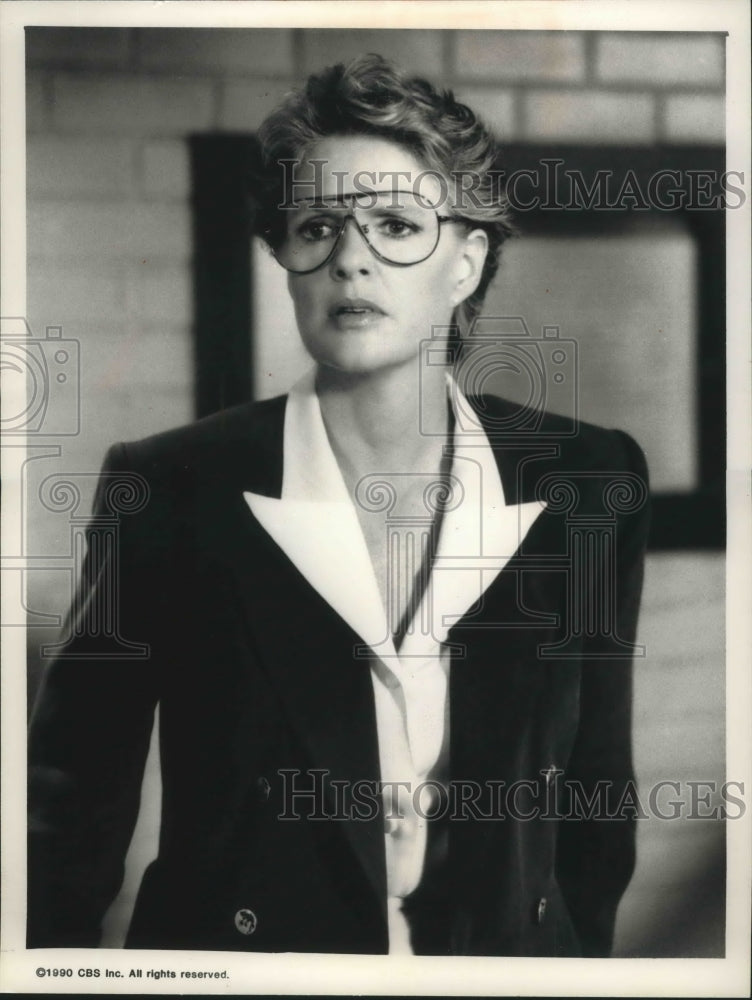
[244,368,546,673]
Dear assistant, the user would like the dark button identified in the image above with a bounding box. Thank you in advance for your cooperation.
[536,897,547,924]
[256,776,271,801]
[234,908,257,935]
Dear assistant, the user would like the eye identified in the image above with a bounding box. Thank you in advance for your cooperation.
[379,216,420,239]
[295,217,340,243]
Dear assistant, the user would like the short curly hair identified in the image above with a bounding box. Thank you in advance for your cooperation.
[253,53,515,332]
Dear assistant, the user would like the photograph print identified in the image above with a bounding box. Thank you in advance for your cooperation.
[7,14,745,980]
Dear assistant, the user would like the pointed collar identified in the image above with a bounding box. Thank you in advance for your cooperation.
[243,368,546,671]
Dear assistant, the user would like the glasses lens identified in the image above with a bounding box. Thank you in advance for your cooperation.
[276,191,440,272]
[356,191,439,265]
[275,203,344,273]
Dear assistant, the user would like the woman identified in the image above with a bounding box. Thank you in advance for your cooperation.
[27,55,650,957]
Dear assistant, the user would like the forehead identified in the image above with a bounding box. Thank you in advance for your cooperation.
[290,134,445,207]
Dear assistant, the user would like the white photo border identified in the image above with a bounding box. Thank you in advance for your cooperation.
[1,2,750,996]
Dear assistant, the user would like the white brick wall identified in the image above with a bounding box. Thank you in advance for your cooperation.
[524,89,656,143]
[219,78,293,131]
[26,27,132,69]
[454,86,517,138]
[52,74,216,134]
[455,30,586,83]
[28,202,190,261]
[27,266,126,320]
[301,29,445,77]
[135,265,192,326]
[595,33,724,87]
[25,71,47,131]
[663,92,725,143]
[27,136,136,196]
[140,139,191,200]
[137,27,294,77]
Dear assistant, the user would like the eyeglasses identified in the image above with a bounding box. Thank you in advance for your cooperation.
[270,189,460,274]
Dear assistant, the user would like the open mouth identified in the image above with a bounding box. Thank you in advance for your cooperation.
[329,299,385,318]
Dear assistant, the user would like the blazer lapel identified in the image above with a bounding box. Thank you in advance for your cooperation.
[245,368,396,664]
[445,404,571,903]
[225,508,388,918]
[213,381,388,919]
[244,494,393,661]
[416,443,547,655]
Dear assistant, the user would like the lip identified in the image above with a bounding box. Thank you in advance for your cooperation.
[328,297,386,319]
[327,297,387,331]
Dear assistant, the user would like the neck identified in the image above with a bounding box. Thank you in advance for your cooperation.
[315,361,450,478]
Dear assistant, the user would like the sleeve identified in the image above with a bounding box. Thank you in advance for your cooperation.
[554,429,651,957]
[27,443,162,948]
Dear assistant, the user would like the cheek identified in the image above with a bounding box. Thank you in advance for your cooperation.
[287,279,318,328]
[406,263,456,318]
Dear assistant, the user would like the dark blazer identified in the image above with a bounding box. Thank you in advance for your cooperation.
[27,392,650,957]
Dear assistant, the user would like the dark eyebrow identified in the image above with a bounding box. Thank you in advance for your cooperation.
[291,198,347,211]
[294,205,345,214]
[367,203,421,215]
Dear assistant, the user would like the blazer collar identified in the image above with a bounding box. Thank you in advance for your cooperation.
[243,369,546,671]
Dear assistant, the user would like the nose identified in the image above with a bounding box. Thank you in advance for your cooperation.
[329,216,372,278]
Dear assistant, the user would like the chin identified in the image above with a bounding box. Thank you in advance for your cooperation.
[316,354,402,378]
[302,333,415,377]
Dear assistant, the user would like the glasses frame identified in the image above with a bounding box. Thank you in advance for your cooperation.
[270,189,461,275]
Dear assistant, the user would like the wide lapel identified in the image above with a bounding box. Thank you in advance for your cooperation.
[234,373,390,918]
[245,369,396,664]
[403,399,547,656]
[445,397,569,899]
[226,508,388,919]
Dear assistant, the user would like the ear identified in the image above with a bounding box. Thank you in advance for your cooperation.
[450,228,489,307]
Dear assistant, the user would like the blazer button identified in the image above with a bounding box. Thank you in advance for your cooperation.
[256,776,271,802]
[235,908,258,935]
[536,897,547,924]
